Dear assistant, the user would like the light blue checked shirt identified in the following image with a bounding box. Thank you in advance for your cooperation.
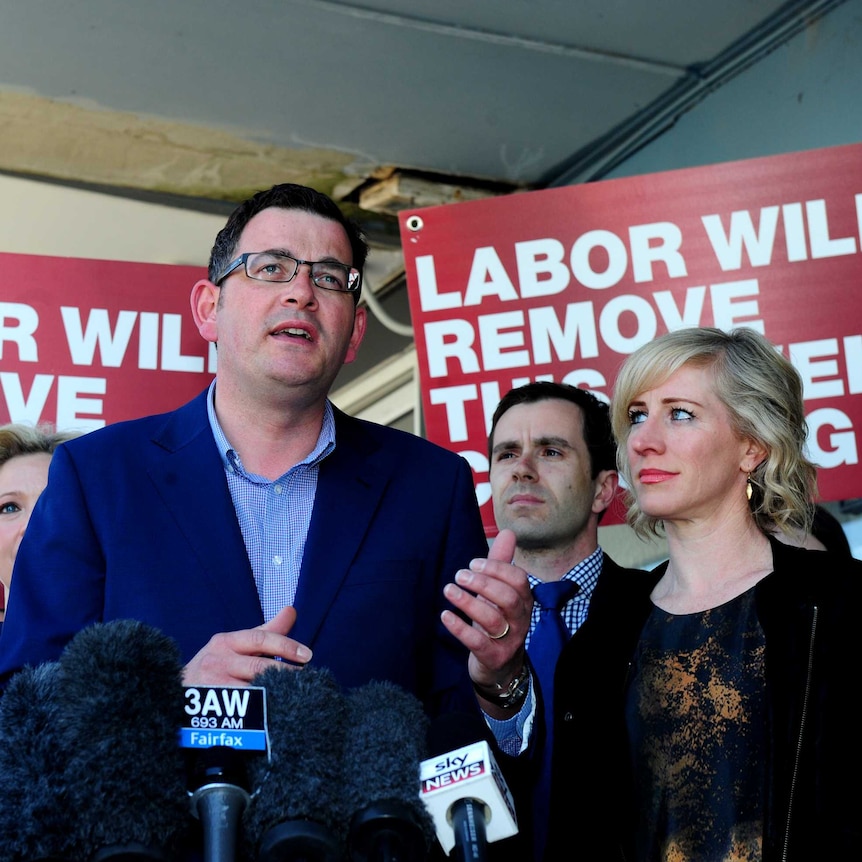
[206,381,335,622]
[486,545,604,755]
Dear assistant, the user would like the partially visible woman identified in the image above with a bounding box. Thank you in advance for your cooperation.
[0,424,81,625]
[602,327,862,862]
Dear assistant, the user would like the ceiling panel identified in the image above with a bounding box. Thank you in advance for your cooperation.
[0,0,837,202]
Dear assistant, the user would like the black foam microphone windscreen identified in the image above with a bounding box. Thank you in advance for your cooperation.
[342,680,435,862]
[0,661,71,861]
[242,665,349,862]
[56,618,191,860]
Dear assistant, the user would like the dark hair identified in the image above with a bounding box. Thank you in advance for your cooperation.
[488,381,616,479]
[812,505,853,557]
[207,184,369,303]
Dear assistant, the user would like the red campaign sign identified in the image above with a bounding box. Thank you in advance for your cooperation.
[0,253,214,431]
[399,142,862,536]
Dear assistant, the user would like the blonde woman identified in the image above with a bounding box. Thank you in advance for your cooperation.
[0,423,81,623]
[552,327,861,862]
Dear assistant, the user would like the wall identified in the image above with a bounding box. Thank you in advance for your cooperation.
[597,0,862,563]
[605,1,861,180]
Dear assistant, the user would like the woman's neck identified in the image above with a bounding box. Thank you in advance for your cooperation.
[654,519,773,614]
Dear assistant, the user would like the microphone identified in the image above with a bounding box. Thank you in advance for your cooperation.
[242,665,348,862]
[186,744,252,862]
[341,680,435,862]
[0,660,72,861]
[420,713,518,862]
[55,618,192,861]
[181,685,269,862]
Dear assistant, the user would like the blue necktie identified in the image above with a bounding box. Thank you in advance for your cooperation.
[528,578,581,860]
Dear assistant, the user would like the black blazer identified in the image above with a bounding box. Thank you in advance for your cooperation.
[547,538,862,862]
[492,554,658,862]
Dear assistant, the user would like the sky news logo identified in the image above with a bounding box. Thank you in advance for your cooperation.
[421,758,486,794]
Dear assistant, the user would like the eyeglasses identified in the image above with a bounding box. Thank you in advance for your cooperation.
[215,251,361,293]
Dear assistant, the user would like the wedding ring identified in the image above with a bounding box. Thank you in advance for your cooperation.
[490,621,510,640]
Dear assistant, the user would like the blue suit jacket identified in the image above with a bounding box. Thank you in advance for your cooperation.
[0,390,488,716]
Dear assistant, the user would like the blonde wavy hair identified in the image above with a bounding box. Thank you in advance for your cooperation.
[610,327,818,540]
[0,423,82,468]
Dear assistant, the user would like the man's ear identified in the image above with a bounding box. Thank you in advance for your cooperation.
[343,305,367,364]
[592,469,619,516]
[190,279,219,343]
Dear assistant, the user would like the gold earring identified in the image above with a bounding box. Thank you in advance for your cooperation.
[746,473,753,501]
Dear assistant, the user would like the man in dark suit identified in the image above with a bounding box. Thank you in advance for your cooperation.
[443,381,647,860]
[0,183,488,720]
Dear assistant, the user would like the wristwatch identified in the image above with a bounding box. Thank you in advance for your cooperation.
[472,664,530,710]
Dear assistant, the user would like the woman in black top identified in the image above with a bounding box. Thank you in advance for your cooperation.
[552,327,861,862]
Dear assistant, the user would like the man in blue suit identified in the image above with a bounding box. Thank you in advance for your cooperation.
[0,183,488,719]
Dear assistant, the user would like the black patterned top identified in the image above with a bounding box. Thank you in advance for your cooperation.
[626,586,767,862]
